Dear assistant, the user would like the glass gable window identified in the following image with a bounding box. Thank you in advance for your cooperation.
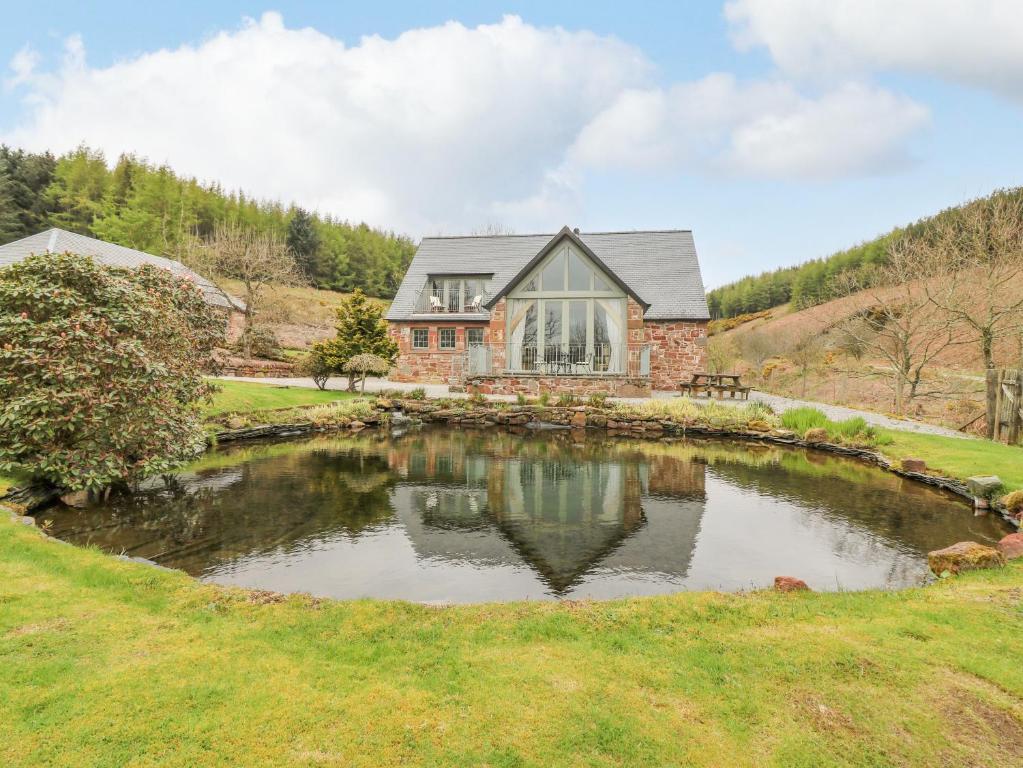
[506,243,627,373]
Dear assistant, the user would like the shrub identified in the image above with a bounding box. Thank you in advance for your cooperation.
[1003,489,1023,515]
[0,253,222,491]
[317,289,398,392]
[538,392,551,407]
[343,353,392,393]
[468,391,486,406]
[237,326,281,359]
[407,387,426,401]
[515,393,528,406]
[556,393,577,407]
[587,393,609,408]
[781,407,829,434]
[295,349,333,390]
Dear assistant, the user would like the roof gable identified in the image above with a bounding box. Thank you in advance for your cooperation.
[386,227,709,321]
[485,226,648,309]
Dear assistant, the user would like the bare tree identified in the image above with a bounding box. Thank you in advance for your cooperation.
[783,329,826,398]
[706,335,738,374]
[185,223,302,357]
[835,240,969,416]
[919,191,1023,370]
[470,222,515,236]
[738,330,777,376]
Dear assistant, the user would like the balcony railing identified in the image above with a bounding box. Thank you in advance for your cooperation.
[412,286,493,314]
[465,343,650,377]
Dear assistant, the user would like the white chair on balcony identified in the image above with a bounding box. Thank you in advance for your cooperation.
[469,294,483,313]
[429,295,444,312]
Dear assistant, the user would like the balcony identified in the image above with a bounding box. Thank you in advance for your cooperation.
[412,276,492,315]
[464,343,651,378]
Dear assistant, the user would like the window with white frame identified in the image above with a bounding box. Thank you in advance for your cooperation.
[438,328,456,349]
[426,275,491,313]
[506,243,627,373]
[466,328,484,346]
[412,328,429,349]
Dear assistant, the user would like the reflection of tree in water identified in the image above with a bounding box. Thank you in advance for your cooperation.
[44,441,398,575]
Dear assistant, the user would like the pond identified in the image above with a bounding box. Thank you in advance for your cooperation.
[41,427,1011,602]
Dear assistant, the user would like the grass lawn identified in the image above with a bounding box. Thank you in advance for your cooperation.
[206,379,359,417]
[1,518,1021,767]
[877,430,1023,492]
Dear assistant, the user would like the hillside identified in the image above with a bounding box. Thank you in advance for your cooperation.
[707,187,1023,319]
[218,279,390,350]
[0,145,415,298]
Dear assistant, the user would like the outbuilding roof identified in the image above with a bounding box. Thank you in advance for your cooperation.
[386,227,709,321]
[0,228,244,311]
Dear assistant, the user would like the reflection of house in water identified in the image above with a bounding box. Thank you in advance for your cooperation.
[387,433,707,593]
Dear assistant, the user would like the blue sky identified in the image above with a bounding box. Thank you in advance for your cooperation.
[2,1,1021,288]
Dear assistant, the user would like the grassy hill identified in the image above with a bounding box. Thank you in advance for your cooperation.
[218,279,390,350]
[707,187,1023,319]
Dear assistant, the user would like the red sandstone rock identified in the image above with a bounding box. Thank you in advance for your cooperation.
[900,458,927,473]
[927,541,1005,575]
[996,533,1023,560]
[570,411,587,427]
[774,576,810,592]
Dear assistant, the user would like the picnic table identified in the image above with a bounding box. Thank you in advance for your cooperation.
[679,372,751,400]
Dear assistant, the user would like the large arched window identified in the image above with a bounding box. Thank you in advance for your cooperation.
[506,242,627,373]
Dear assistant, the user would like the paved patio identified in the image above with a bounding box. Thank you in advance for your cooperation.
[215,376,970,439]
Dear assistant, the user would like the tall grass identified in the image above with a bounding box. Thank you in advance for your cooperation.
[781,407,890,446]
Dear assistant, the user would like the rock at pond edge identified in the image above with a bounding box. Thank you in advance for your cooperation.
[901,458,926,473]
[774,576,811,592]
[927,541,1005,576]
[996,533,1023,560]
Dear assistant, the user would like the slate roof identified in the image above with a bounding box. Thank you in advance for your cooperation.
[0,228,244,311]
[386,227,709,321]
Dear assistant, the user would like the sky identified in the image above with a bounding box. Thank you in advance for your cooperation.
[2,0,1021,288]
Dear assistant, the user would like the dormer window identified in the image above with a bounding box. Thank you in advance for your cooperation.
[418,274,491,313]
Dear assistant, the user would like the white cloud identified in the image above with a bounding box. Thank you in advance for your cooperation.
[570,75,928,178]
[726,0,1023,100]
[4,13,648,233]
[3,12,931,234]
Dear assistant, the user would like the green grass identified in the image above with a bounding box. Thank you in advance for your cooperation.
[877,430,1023,492]
[206,379,359,416]
[0,516,1021,767]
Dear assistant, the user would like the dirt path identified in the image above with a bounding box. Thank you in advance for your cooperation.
[217,376,972,439]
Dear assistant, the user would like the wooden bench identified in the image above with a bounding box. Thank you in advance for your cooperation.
[679,373,750,400]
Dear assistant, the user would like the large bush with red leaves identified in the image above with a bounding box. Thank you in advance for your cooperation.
[0,253,223,491]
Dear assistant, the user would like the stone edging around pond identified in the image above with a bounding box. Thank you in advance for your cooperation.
[209,399,1020,531]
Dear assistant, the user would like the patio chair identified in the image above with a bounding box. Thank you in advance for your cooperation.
[429,295,444,312]
[572,353,593,375]
[469,294,483,312]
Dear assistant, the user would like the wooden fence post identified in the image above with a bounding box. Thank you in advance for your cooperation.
[1008,370,1022,446]
[986,369,999,440]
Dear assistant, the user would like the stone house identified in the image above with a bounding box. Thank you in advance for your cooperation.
[0,228,246,341]
[385,226,709,396]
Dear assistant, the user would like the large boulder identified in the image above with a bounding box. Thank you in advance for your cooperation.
[996,533,1023,561]
[966,476,1003,499]
[927,541,1005,576]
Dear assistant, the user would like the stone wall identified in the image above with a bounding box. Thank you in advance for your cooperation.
[644,319,708,391]
[387,296,708,392]
[217,356,295,378]
[388,321,491,383]
[466,374,651,398]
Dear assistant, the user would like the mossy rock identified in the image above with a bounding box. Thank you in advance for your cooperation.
[927,541,1005,576]
[804,427,829,443]
[1002,489,1023,515]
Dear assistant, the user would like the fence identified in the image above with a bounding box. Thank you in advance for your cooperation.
[987,368,1022,444]
[465,343,651,378]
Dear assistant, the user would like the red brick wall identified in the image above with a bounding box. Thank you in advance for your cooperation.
[388,321,490,383]
[644,319,708,391]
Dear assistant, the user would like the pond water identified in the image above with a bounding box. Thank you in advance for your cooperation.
[41,427,1011,602]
